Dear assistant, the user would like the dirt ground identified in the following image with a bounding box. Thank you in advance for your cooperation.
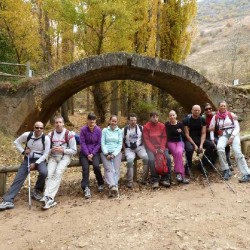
[1,162,250,250]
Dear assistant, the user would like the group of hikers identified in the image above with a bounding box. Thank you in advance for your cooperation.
[0,100,250,211]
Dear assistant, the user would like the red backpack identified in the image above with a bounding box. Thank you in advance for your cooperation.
[155,153,168,175]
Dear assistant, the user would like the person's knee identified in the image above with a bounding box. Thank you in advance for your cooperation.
[39,168,48,178]
[235,152,244,160]
[93,165,100,172]
[126,158,134,165]
[185,146,193,153]
[141,154,149,161]
[175,150,183,157]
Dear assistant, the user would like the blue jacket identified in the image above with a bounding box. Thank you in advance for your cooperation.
[101,126,122,156]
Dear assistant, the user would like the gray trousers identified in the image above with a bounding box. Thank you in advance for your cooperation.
[3,158,47,202]
[100,152,122,188]
[125,146,149,183]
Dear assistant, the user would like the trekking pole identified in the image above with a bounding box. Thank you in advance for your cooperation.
[203,153,236,194]
[111,158,120,198]
[27,155,32,210]
[197,152,215,196]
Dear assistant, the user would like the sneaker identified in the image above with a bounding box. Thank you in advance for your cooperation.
[110,186,118,196]
[97,185,104,193]
[160,180,171,187]
[176,173,183,182]
[140,180,147,185]
[127,182,133,189]
[84,187,91,199]
[152,182,159,189]
[40,196,49,206]
[239,175,250,183]
[0,201,14,211]
[182,178,190,184]
[31,189,43,201]
[42,197,57,210]
[223,169,231,181]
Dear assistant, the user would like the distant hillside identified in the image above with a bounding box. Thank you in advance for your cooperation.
[184,0,250,85]
[198,0,250,22]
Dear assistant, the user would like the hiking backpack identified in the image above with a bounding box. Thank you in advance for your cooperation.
[155,153,168,175]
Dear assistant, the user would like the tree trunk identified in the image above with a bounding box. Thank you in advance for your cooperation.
[92,83,109,123]
[61,102,70,123]
[110,80,120,115]
[68,97,74,115]
[120,80,128,116]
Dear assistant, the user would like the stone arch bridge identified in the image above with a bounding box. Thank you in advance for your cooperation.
[0,52,249,135]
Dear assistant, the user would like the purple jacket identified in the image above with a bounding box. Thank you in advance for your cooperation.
[80,125,102,156]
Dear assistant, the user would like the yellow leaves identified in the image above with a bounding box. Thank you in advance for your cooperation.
[0,130,20,166]
[159,0,197,62]
[0,0,42,66]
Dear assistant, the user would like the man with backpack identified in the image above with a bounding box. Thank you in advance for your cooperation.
[41,116,77,210]
[183,105,216,175]
[0,121,50,211]
[123,113,149,188]
[143,112,170,188]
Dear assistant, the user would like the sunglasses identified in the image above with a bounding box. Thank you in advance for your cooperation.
[35,127,44,130]
[205,108,212,111]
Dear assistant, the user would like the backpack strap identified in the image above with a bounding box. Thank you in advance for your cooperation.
[138,125,143,146]
[25,131,33,149]
[123,125,129,148]
[65,130,70,147]
[26,131,45,150]
[227,112,234,125]
[50,130,54,149]
[41,134,45,150]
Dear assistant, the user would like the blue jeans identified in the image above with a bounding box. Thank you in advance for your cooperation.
[3,158,47,202]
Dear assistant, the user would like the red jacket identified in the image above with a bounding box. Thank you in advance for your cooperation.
[143,121,167,153]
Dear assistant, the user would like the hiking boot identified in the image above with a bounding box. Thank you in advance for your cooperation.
[176,173,183,182]
[152,182,159,189]
[97,185,104,193]
[84,187,91,199]
[160,180,170,187]
[0,201,14,211]
[31,189,43,201]
[127,182,133,189]
[182,178,190,184]
[223,169,231,181]
[42,197,57,210]
[239,175,250,183]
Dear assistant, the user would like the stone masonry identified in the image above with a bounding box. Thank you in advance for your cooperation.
[0,52,249,135]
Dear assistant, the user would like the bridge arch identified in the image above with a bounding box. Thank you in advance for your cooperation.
[0,52,248,135]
